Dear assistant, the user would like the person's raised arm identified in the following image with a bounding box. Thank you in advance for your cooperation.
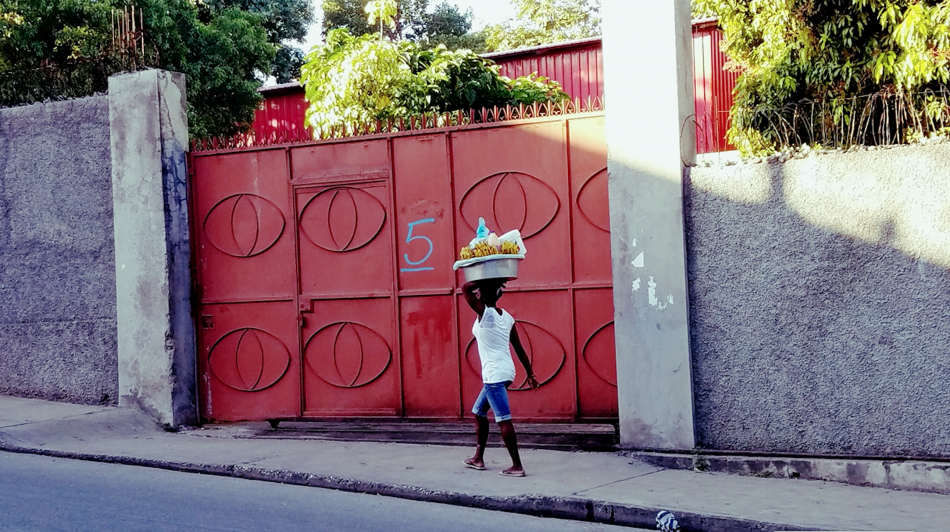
[510,327,538,389]
[462,281,485,319]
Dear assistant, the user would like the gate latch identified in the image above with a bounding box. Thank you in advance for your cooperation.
[298,300,313,326]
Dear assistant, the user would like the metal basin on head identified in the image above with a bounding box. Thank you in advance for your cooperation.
[460,256,522,282]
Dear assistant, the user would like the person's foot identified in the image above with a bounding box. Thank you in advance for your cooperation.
[464,457,486,471]
[500,466,525,477]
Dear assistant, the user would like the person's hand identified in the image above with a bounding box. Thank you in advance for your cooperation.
[526,374,539,390]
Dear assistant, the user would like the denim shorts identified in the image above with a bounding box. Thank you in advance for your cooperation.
[471,381,512,422]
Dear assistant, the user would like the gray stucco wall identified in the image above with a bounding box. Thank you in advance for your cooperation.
[687,144,950,458]
[0,96,118,405]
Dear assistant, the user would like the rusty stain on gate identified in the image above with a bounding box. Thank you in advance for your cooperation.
[189,100,617,422]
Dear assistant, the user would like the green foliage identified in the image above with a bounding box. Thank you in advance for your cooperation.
[414,1,485,51]
[205,0,316,83]
[693,0,950,154]
[321,0,485,50]
[482,0,601,52]
[0,0,300,138]
[365,0,398,36]
[131,0,277,139]
[0,0,112,67]
[0,0,120,104]
[300,28,567,135]
[322,0,426,40]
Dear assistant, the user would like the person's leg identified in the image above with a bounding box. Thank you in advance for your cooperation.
[483,382,525,475]
[498,420,523,473]
[466,386,491,469]
[472,415,489,465]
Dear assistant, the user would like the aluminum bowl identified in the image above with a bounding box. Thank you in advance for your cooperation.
[460,257,522,282]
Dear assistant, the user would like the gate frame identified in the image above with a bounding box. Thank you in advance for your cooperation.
[187,102,615,424]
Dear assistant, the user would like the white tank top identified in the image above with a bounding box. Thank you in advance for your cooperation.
[472,307,517,384]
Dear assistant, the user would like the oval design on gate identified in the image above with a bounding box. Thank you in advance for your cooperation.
[305,322,392,388]
[204,194,286,257]
[208,328,291,392]
[299,187,386,252]
[465,321,566,391]
[576,168,610,232]
[459,172,560,238]
[582,322,617,386]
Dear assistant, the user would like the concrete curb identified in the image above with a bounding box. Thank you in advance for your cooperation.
[0,442,822,532]
[625,450,950,495]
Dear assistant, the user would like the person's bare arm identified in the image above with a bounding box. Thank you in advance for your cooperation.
[462,281,484,318]
[510,326,538,389]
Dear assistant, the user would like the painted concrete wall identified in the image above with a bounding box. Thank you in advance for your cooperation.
[603,0,697,449]
[0,96,118,405]
[110,70,196,428]
[688,144,950,458]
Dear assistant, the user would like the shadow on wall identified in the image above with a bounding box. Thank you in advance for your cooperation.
[686,144,950,458]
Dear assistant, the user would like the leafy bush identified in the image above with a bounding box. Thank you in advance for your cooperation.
[694,0,950,155]
[300,28,568,135]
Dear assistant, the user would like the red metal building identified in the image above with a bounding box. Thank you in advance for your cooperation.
[691,18,739,153]
[482,36,603,106]
[252,21,736,153]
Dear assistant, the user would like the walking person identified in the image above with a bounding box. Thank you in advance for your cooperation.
[461,279,539,477]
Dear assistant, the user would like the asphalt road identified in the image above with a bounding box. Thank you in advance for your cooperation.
[0,452,649,532]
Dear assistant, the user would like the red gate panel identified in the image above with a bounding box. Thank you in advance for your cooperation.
[400,295,459,417]
[302,297,399,416]
[193,150,295,303]
[393,134,455,291]
[296,179,399,416]
[574,288,617,418]
[296,183,394,297]
[392,134,460,418]
[569,116,616,418]
[291,139,390,182]
[450,122,572,289]
[198,301,300,421]
[569,116,612,285]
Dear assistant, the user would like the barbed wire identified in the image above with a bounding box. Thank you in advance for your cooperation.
[0,7,155,109]
[731,87,950,152]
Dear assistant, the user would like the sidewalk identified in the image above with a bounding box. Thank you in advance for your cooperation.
[1,396,946,532]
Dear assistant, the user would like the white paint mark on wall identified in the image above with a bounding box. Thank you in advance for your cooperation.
[632,239,637,247]
[632,278,641,291]
[632,252,644,267]
[121,264,126,270]
[668,294,674,305]
[647,277,667,311]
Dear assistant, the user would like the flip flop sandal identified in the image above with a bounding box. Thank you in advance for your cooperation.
[500,469,526,477]
[463,459,486,471]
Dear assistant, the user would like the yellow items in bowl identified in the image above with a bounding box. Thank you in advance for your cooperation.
[458,240,521,260]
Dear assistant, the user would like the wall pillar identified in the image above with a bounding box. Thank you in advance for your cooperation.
[109,70,196,428]
[603,0,696,449]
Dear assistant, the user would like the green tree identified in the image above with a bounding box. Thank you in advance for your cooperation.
[322,0,426,40]
[0,0,285,138]
[412,1,483,50]
[694,0,950,154]
[321,0,485,50]
[205,0,316,83]
[300,28,567,135]
[482,0,601,52]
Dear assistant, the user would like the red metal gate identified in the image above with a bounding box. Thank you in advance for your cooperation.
[191,111,616,422]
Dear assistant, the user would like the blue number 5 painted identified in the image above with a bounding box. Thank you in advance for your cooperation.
[402,218,435,272]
